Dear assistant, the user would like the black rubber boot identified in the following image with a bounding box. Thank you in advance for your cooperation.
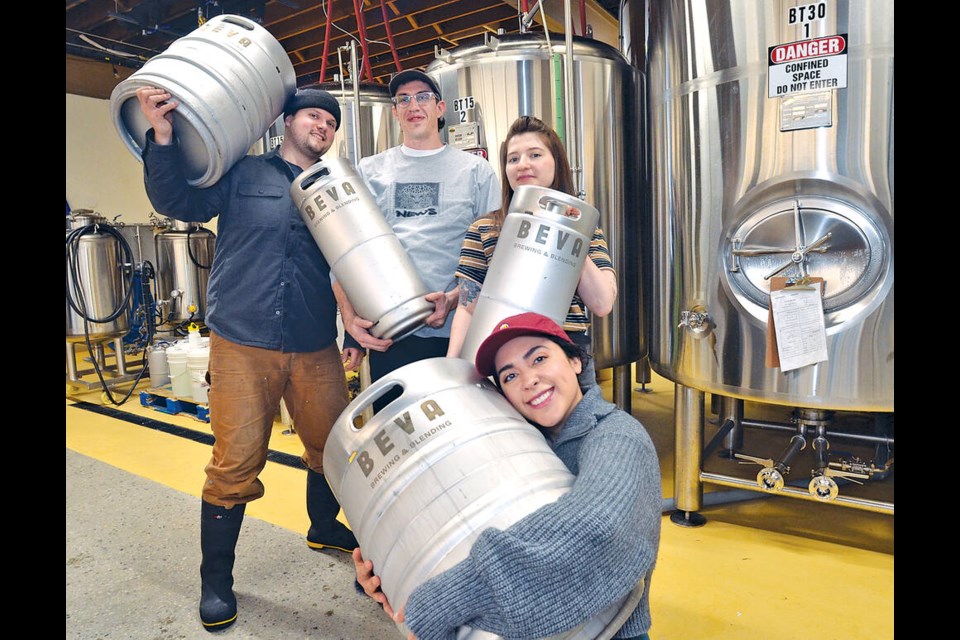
[199,501,245,632]
[305,469,357,553]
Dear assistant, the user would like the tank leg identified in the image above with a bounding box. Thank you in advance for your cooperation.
[613,364,632,414]
[633,356,653,393]
[717,396,744,459]
[66,342,80,383]
[113,337,128,376]
[671,383,706,527]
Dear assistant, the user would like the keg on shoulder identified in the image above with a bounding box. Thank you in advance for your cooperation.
[109,14,295,188]
[290,157,433,340]
[458,185,600,364]
[323,357,643,640]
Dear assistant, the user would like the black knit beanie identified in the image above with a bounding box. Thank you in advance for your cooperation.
[283,89,342,130]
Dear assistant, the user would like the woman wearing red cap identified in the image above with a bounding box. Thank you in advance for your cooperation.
[355,312,661,640]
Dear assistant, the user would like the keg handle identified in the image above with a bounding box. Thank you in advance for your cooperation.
[296,163,333,192]
[217,15,256,31]
[538,195,582,220]
[344,377,407,430]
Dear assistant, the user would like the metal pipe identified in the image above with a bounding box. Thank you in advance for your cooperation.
[562,0,583,197]
[380,0,402,73]
[700,472,894,515]
[674,383,704,512]
[734,417,895,446]
[718,396,743,453]
[320,0,334,81]
[349,40,362,165]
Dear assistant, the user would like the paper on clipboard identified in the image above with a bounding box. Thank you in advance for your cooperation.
[769,280,828,372]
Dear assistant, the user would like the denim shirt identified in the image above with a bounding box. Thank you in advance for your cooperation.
[142,134,338,352]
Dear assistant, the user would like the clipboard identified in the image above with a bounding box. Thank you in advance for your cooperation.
[765,276,826,368]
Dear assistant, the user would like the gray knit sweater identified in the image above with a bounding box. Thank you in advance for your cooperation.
[403,385,662,639]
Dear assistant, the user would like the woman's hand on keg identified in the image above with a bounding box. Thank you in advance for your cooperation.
[353,547,396,617]
[135,86,178,146]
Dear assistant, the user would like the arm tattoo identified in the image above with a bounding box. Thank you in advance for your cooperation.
[458,280,481,307]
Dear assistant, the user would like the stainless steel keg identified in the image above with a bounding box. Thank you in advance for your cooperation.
[109,14,296,188]
[323,356,643,640]
[290,157,433,340]
[459,185,600,364]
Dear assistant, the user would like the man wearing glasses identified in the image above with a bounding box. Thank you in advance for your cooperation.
[335,70,501,409]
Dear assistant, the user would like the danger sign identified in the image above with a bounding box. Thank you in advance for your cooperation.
[768,34,848,98]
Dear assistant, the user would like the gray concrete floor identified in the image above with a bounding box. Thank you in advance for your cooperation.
[66,449,399,640]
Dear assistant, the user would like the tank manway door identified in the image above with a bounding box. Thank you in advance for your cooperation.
[723,196,890,328]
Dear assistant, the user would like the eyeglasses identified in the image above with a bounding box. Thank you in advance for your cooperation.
[392,91,438,107]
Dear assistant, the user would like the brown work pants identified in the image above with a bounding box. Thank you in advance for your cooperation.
[202,332,350,507]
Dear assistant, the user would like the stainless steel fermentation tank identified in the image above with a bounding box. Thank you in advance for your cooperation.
[631,0,894,514]
[425,33,644,403]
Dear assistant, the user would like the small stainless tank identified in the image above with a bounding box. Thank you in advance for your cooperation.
[66,211,131,344]
[154,219,215,332]
[459,185,601,364]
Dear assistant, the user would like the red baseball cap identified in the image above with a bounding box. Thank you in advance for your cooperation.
[474,312,573,378]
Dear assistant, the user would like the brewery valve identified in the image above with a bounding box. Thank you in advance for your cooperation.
[808,434,842,501]
[520,0,546,31]
[735,434,806,492]
[828,456,893,479]
[678,306,712,336]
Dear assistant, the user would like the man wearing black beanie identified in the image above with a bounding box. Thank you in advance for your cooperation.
[135,85,362,632]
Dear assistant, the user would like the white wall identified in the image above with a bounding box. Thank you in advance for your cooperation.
[66,93,157,225]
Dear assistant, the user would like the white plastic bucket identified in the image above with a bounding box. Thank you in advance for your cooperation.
[187,346,210,405]
[166,345,192,399]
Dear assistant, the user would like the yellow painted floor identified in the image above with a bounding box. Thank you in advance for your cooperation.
[66,365,894,640]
